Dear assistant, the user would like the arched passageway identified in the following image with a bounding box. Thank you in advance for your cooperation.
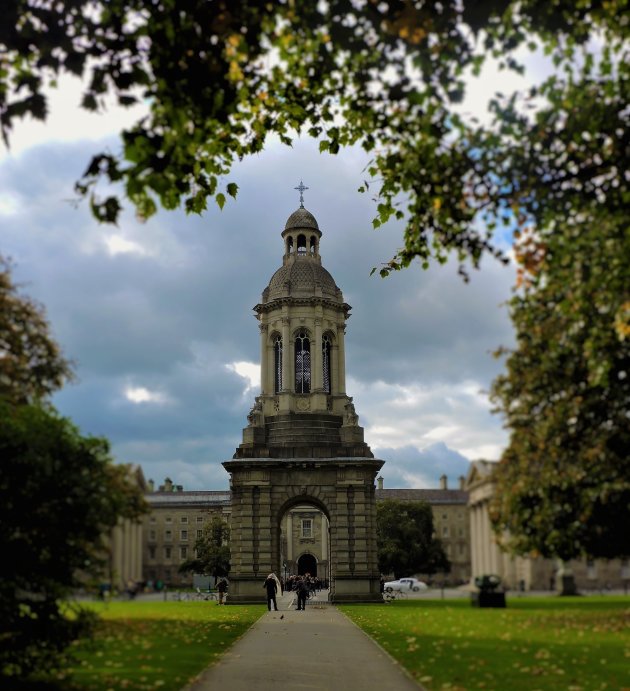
[298,553,318,576]
[279,501,329,583]
[222,458,384,603]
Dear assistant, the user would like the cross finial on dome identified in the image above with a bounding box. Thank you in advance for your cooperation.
[294,180,309,208]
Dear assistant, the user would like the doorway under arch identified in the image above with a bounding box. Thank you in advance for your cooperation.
[297,553,318,577]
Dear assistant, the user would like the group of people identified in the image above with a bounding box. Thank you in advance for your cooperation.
[263,572,322,611]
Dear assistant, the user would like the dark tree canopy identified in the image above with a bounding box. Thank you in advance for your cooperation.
[0,401,147,678]
[179,514,231,581]
[0,257,73,404]
[490,213,630,562]
[377,499,450,579]
[1,1,627,275]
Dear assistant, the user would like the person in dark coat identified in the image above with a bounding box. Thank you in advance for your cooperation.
[264,573,279,611]
[216,578,228,605]
[296,576,309,611]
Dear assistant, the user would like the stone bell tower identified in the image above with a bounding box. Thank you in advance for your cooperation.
[223,185,384,603]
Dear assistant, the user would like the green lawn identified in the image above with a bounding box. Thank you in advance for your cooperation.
[48,601,265,691]
[340,596,630,691]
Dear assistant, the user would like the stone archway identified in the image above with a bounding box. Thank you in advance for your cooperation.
[297,553,317,576]
[223,456,383,603]
[279,499,329,581]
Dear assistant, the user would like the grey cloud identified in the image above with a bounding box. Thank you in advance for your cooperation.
[374,443,471,490]
[1,135,514,490]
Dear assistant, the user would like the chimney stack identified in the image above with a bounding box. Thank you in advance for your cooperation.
[147,479,155,492]
[163,477,173,492]
[459,475,465,490]
[439,474,448,490]
[377,476,384,490]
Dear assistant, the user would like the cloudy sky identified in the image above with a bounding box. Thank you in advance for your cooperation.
[0,63,524,492]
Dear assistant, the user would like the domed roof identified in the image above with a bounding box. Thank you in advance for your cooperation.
[267,259,340,300]
[284,207,320,231]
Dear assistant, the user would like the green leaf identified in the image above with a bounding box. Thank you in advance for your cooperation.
[227,182,239,198]
[216,193,226,210]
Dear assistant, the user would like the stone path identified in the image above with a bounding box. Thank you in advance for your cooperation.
[186,589,422,691]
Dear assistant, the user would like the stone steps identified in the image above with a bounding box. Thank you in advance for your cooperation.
[265,413,343,447]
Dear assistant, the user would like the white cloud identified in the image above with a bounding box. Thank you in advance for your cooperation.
[124,386,170,405]
[104,234,151,257]
[0,75,147,160]
[350,377,507,461]
[424,425,461,441]
[226,361,261,396]
[0,192,22,216]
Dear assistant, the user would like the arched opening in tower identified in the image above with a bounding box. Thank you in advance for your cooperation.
[322,334,332,394]
[295,331,311,394]
[273,334,283,393]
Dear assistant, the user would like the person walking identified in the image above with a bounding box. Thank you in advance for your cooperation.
[296,576,309,611]
[264,572,279,611]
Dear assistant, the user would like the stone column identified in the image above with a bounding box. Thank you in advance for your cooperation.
[368,483,380,576]
[286,512,293,561]
[482,503,492,575]
[313,318,323,390]
[337,324,347,395]
[257,485,273,575]
[110,520,124,587]
[124,520,132,586]
[281,317,292,391]
[332,344,340,395]
[259,323,269,393]
[134,522,142,581]
[472,505,481,579]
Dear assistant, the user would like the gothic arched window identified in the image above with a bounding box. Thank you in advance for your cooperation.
[273,334,283,393]
[322,334,332,394]
[297,234,307,255]
[295,330,311,394]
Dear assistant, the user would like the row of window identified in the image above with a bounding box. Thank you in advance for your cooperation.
[148,529,204,542]
[148,546,190,560]
[444,544,468,557]
[149,515,205,524]
[274,333,332,394]
[439,512,466,521]
[441,527,467,538]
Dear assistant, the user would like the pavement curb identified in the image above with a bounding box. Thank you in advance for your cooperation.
[336,605,427,691]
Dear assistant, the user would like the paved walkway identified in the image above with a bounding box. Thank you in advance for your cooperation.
[186,590,422,691]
